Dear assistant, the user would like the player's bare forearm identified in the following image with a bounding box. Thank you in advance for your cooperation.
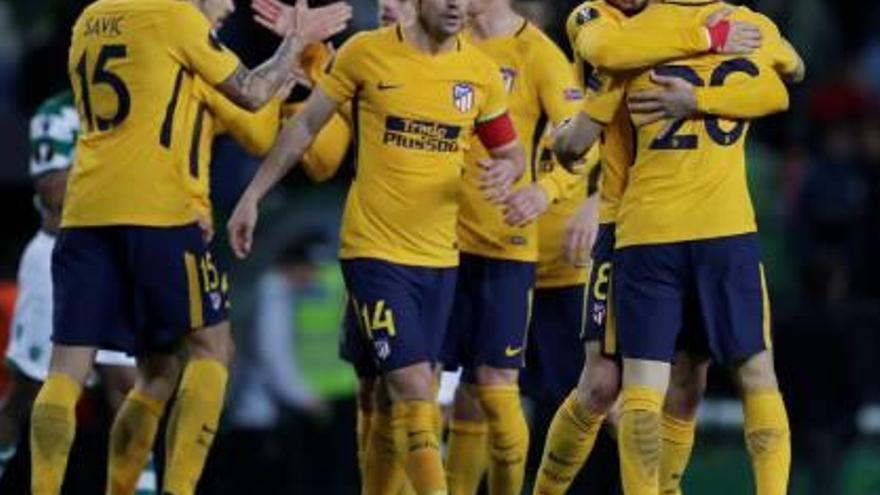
[242,119,313,204]
[489,142,526,178]
[219,33,305,112]
[240,88,338,203]
[553,112,602,171]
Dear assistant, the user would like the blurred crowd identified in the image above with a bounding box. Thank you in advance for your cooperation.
[1,0,880,494]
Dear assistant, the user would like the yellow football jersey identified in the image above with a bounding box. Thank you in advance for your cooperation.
[585,3,799,248]
[181,79,283,221]
[535,136,600,289]
[64,0,241,227]
[317,26,510,267]
[457,22,583,262]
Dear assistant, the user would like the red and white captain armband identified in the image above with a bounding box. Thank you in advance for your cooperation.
[476,111,517,150]
[706,20,732,52]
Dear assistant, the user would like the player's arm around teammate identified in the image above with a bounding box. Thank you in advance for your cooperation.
[532,3,807,495]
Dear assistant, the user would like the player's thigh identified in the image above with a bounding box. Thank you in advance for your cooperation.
[126,224,231,354]
[692,233,771,365]
[52,227,133,355]
[613,241,689,363]
[665,350,710,419]
[731,350,779,394]
[583,224,617,358]
[575,341,621,413]
[459,253,535,371]
[341,258,448,374]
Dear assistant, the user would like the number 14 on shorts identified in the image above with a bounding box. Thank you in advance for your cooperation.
[356,299,397,339]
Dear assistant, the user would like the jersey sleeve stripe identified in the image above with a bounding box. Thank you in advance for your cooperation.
[476,108,508,124]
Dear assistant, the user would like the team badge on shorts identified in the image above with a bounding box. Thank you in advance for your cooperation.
[500,68,517,93]
[453,83,475,113]
[374,338,392,361]
[592,300,606,326]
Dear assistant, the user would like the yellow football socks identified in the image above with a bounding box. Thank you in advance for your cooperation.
[533,391,605,495]
[364,407,408,495]
[476,385,529,495]
[357,408,374,479]
[163,359,228,495]
[446,419,489,495]
[618,386,663,495]
[30,372,82,495]
[402,400,447,495]
[659,413,696,495]
[743,390,791,495]
[107,390,165,495]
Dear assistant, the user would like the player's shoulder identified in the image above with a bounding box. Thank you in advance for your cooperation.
[340,26,395,53]
[517,23,569,64]
[566,1,618,38]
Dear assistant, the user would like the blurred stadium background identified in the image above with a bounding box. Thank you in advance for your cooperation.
[0,0,879,493]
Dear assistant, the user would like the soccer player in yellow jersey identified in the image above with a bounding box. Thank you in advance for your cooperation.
[533,2,806,495]
[248,1,419,492]
[548,2,806,494]
[30,1,352,494]
[520,136,616,494]
[227,1,527,494]
[434,2,584,494]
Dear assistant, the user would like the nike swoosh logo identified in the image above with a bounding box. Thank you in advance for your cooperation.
[505,346,523,357]
[378,82,403,91]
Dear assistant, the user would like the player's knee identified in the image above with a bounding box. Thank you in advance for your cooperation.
[473,365,518,386]
[48,345,97,387]
[452,384,485,422]
[734,351,779,394]
[187,320,235,367]
[665,379,705,419]
[666,359,708,419]
[577,356,620,413]
[134,353,182,403]
[384,363,434,402]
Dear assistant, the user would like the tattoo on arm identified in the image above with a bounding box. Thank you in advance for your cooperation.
[218,34,304,111]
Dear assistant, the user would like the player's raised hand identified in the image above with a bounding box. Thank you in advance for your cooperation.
[227,196,259,259]
[563,195,599,267]
[503,184,550,227]
[252,0,295,36]
[479,158,519,204]
[627,72,698,126]
[299,1,352,44]
[705,7,762,54]
[252,0,352,43]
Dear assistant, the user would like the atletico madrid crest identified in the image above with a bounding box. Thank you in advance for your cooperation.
[453,82,475,113]
[501,67,517,93]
